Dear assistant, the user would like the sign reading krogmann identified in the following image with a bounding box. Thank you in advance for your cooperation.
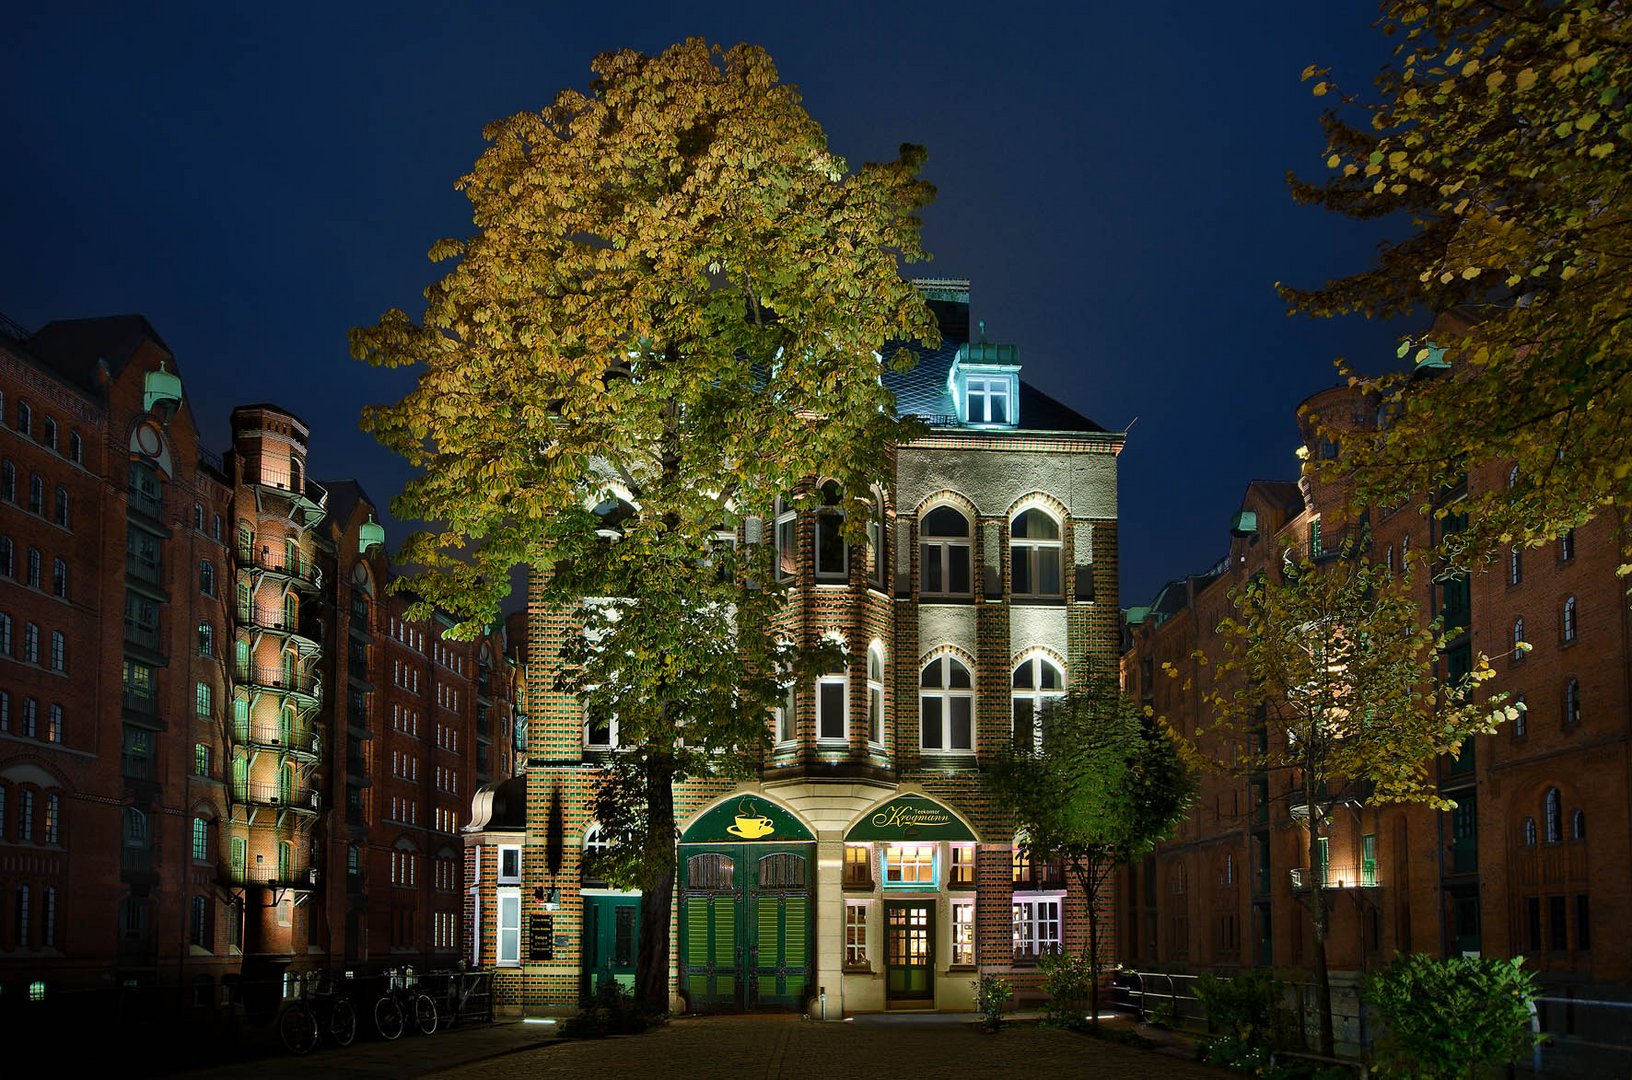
[845,794,976,842]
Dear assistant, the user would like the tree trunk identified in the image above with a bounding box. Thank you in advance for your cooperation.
[1074,862,1104,1031]
[635,752,677,1015]
[1307,782,1335,1057]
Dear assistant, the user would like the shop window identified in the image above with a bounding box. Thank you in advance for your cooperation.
[883,844,936,886]
[1012,897,1062,960]
[948,844,976,888]
[844,902,870,969]
[951,900,975,966]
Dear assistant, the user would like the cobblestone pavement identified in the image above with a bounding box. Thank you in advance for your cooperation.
[433,1015,1223,1080]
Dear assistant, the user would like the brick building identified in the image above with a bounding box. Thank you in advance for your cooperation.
[463,280,1127,1015]
[1118,377,1632,1040]
[0,315,517,1019]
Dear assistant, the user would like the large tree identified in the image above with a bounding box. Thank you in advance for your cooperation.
[1282,1,1631,573]
[984,673,1196,1030]
[1187,550,1520,1056]
[350,39,938,1011]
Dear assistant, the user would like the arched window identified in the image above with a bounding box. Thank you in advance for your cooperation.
[197,623,213,657]
[773,495,797,580]
[1512,617,1526,654]
[920,655,974,753]
[53,486,68,528]
[27,474,41,514]
[23,622,38,663]
[49,631,64,671]
[1011,509,1063,598]
[1508,465,1520,490]
[1513,694,1528,738]
[192,816,210,861]
[866,643,885,746]
[236,519,254,559]
[26,547,39,588]
[1560,529,1576,562]
[41,417,55,449]
[1509,545,1522,586]
[68,431,82,464]
[16,400,31,435]
[123,806,149,849]
[230,835,246,876]
[919,506,971,598]
[199,560,215,597]
[867,488,886,589]
[193,503,204,531]
[47,704,61,742]
[0,536,12,577]
[814,481,848,582]
[1564,678,1581,726]
[1012,655,1065,750]
[0,460,13,502]
[52,558,67,598]
[1523,818,1537,846]
[1562,596,1577,642]
[1544,788,1562,843]
[1571,809,1586,842]
[815,645,848,742]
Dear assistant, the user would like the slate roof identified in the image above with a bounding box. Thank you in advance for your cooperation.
[1249,479,1306,518]
[22,314,173,396]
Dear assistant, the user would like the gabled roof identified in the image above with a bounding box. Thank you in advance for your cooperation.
[23,314,173,395]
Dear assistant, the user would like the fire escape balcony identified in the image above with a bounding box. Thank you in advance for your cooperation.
[231,780,321,817]
[238,602,323,655]
[1289,864,1378,891]
[235,663,322,704]
[244,468,328,526]
[237,546,323,592]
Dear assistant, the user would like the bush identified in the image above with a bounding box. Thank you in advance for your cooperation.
[1193,969,1299,1072]
[1364,953,1539,1080]
[1037,951,1095,1030]
[972,974,1014,1030]
[561,980,662,1038]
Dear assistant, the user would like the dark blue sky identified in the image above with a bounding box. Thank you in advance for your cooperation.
[0,2,1407,609]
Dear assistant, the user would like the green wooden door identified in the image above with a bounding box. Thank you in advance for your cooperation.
[680,844,812,1012]
[582,895,639,998]
[886,901,934,1004]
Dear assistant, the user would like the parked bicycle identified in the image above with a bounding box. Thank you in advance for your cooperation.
[373,966,438,1039]
[279,973,358,1054]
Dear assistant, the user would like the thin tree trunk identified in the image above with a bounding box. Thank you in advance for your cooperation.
[1074,861,1104,1031]
[636,752,677,1015]
[1307,773,1335,1057]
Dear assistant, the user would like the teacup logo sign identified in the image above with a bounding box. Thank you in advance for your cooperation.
[727,799,776,839]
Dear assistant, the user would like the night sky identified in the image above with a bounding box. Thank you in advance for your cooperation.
[0,2,1410,611]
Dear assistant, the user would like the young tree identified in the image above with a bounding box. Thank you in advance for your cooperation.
[1282,1,1631,572]
[985,672,1196,1030]
[1188,550,1521,1056]
[350,39,938,1011]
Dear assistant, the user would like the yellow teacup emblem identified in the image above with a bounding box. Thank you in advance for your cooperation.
[727,801,775,839]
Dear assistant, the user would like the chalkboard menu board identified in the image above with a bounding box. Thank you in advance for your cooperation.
[528,914,554,960]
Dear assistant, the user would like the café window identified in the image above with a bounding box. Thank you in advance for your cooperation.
[948,843,976,888]
[843,844,874,888]
[883,844,936,887]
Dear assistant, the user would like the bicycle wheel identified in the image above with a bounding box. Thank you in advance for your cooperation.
[329,997,357,1047]
[413,993,438,1036]
[279,1004,319,1056]
[374,995,405,1040]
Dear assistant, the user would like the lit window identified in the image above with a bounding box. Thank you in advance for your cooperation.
[844,902,869,967]
[964,375,1012,425]
[497,890,521,964]
[919,506,971,598]
[951,900,975,966]
[192,817,209,861]
[866,644,885,746]
[1010,509,1062,598]
[920,655,974,753]
[196,682,212,717]
[883,844,936,885]
[773,496,797,580]
[47,704,61,742]
[1012,897,1062,959]
[816,651,848,743]
[1012,656,1065,750]
[948,844,976,888]
[843,844,873,888]
[44,792,60,843]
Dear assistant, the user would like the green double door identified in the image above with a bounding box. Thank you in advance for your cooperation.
[679,843,812,1011]
[886,901,935,1005]
[582,895,639,997]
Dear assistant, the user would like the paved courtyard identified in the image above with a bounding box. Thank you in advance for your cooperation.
[435,1015,1221,1080]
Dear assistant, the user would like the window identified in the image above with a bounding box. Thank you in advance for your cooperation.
[1559,529,1575,562]
[919,506,971,598]
[816,652,848,743]
[68,432,82,463]
[774,672,795,745]
[843,844,873,888]
[498,845,521,883]
[212,514,223,541]
[867,488,885,589]
[198,623,214,656]
[1013,897,1062,959]
[883,844,936,885]
[1571,809,1586,842]
[16,400,30,436]
[814,482,847,581]
[1562,596,1577,643]
[1012,655,1065,750]
[1011,509,1062,598]
[53,487,68,528]
[194,742,212,777]
[1512,617,1526,656]
[0,460,12,501]
[42,417,57,449]
[773,496,797,580]
[497,891,521,964]
[230,836,246,876]
[964,375,1012,425]
[0,536,10,576]
[866,644,885,746]
[200,561,216,597]
[190,896,211,949]
[952,900,975,966]
[0,613,8,654]
[196,681,212,717]
[16,787,35,840]
[193,504,204,531]
[1564,678,1581,726]
[584,701,617,750]
[53,555,71,598]
[27,474,42,514]
[1506,545,1521,586]
[20,697,35,737]
[1544,788,1562,843]
[26,547,39,588]
[16,884,30,948]
[920,655,974,753]
[1513,695,1528,738]
[192,817,210,861]
[123,805,147,851]
[844,903,869,968]
[44,793,59,843]
[43,887,55,948]
[23,622,38,663]
[49,631,63,671]
[948,844,976,888]
[46,704,61,742]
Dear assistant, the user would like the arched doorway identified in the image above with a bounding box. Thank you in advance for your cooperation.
[678,795,815,1012]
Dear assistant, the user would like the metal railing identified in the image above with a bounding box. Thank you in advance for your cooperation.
[231,781,319,810]
[235,663,321,696]
[236,546,323,587]
[125,553,162,586]
[1289,864,1377,889]
[1527,995,1632,1078]
[1114,969,1208,1029]
[123,618,161,651]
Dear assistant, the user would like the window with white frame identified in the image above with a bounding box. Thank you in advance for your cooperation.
[497,890,521,964]
[1010,509,1062,597]
[963,375,1012,425]
[584,700,617,749]
[814,481,847,581]
[866,644,885,746]
[1012,895,1062,959]
[1012,655,1065,750]
[774,654,795,745]
[920,655,974,753]
[883,844,936,886]
[948,843,976,888]
[498,845,521,883]
[867,488,886,589]
[816,651,847,743]
[844,902,869,968]
[919,506,971,598]
[773,496,797,580]
[951,900,976,966]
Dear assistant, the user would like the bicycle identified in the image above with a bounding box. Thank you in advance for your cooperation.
[278,972,359,1054]
[373,966,438,1039]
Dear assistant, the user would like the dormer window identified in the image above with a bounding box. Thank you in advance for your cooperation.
[965,376,1012,425]
[949,328,1021,428]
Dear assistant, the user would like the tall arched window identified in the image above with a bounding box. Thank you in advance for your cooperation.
[866,643,885,746]
[1512,617,1526,655]
[68,431,82,464]
[1564,678,1581,726]
[16,400,30,435]
[814,481,848,582]
[1011,509,1062,598]
[199,560,215,597]
[815,647,848,743]
[0,461,13,502]
[773,496,797,580]
[1522,818,1537,847]
[42,417,56,450]
[1509,545,1522,586]
[867,487,886,589]
[192,816,210,861]
[230,835,246,876]
[1562,596,1577,642]
[52,558,67,598]
[1571,809,1586,842]
[53,486,68,528]
[27,474,42,514]
[1508,465,1520,490]
[920,655,974,753]
[1544,788,1562,843]
[1560,529,1576,562]
[1012,655,1065,750]
[0,535,11,576]
[919,506,971,599]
